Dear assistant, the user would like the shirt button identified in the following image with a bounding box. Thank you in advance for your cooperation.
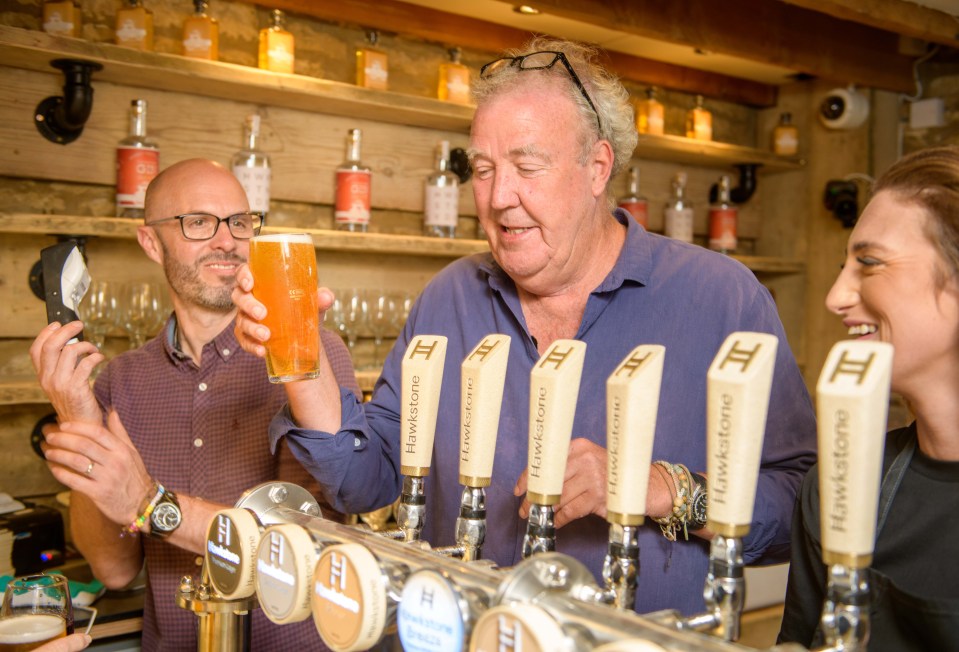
[198,382,208,391]
[193,438,203,448]
[354,437,361,448]
[222,348,231,356]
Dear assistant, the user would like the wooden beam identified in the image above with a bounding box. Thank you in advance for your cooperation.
[234,0,779,106]
[777,0,959,49]
[500,0,918,93]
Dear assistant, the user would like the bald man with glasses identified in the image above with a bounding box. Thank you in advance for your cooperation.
[31,159,356,651]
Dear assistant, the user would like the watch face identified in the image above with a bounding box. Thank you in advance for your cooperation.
[692,491,708,526]
[153,502,182,532]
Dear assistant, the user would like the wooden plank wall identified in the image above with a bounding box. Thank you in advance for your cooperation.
[0,0,780,497]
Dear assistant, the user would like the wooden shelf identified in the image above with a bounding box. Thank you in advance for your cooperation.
[0,213,490,259]
[1,26,803,171]
[730,255,804,275]
[0,25,473,133]
[635,134,804,171]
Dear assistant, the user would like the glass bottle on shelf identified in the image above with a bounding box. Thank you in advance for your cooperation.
[42,1,81,37]
[708,174,737,254]
[182,0,218,60]
[772,112,799,156]
[115,0,154,51]
[685,94,712,141]
[617,166,648,229]
[231,114,271,217]
[258,9,294,74]
[116,99,159,219]
[636,87,664,136]
[664,171,694,244]
[438,47,471,105]
[423,140,459,238]
[356,30,388,90]
[335,128,372,232]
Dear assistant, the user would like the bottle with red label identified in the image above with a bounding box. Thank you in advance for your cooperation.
[116,99,159,219]
[708,174,737,254]
[617,166,648,228]
[335,128,371,232]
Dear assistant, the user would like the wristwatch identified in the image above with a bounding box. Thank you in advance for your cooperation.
[148,489,182,539]
[688,473,708,531]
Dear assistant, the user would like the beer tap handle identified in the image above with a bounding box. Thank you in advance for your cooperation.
[459,334,511,487]
[605,345,665,526]
[705,331,778,537]
[815,340,892,568]
[400,335,449,478]
[526,339,587,506]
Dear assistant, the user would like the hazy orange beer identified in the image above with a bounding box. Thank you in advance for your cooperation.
[0,614,67,651]
[249,233,320,383]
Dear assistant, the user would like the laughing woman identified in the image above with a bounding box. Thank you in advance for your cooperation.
[778,145,959,650]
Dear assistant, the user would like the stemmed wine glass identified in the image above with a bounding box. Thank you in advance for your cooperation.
[76,280,118,350]
[366,291,397,369]
[329,288,367,356]
[117,282,169,349]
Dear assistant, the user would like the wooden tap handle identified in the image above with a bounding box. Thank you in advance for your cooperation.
[606,345,665,526]
[526,339,587,505]
[459,334,511,487]
[400,335,448,477]
[706,331,778,537]
[816,340,892,568]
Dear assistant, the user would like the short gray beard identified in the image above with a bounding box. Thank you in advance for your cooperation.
[159,240,243,313]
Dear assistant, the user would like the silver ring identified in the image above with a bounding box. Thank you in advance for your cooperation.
[85,461,94,475]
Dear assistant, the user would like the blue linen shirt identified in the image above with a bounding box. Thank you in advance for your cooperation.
[271,210,816,615]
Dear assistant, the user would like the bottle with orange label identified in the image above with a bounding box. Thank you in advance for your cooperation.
[182,0,218,60]
[685,94,712,141]
[258,9,294,74]
[617,166,648,228]
[636,87,664,136]
[334,128,372,232]
[116,99,159,218]
[42,1,81,37]
[356,30,388,90]
[438,47,470,105]
[115,0,154,51]
[708,174,737,254]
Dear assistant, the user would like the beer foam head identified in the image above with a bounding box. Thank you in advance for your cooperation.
[252,233,313,245]
[0,613,66,643]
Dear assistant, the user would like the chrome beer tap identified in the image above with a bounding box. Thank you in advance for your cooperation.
[601,345,665,610]
[813,340,893,652]
[521,340,587,558]
[454,334,510,561]
[396,335,448,543]
[676,332,779,641]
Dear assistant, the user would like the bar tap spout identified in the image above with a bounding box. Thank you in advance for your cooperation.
[521,340,587,559]
[455,334,510,561]
[396,335,449,542]
[811,340,894,652]
[601,345,665,609]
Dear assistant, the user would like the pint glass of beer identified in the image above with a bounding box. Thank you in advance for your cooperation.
[249,233,321,383]
[0,574,72,650]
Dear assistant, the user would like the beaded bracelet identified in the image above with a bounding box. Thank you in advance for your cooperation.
[125,482,165,535]
[652,461,692,541]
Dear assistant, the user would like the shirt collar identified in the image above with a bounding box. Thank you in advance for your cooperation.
[478,209,651,292]
[162,313,240,366]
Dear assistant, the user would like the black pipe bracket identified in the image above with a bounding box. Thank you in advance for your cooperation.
[35,58,103,145]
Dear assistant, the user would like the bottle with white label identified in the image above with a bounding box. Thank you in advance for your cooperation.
[334,128,371,232]
[231,114,271,217]
[708,174,737,254]
[423,140,458,238]
[116,99,159,219]
[42,1,81,37]
[664,171,694,243]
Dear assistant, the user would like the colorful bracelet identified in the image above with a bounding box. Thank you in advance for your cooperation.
[125,482,165,534]
[652,461,693,541]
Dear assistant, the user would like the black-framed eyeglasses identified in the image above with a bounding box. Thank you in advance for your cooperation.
[480,50,602,132]
[148,211,265,240]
